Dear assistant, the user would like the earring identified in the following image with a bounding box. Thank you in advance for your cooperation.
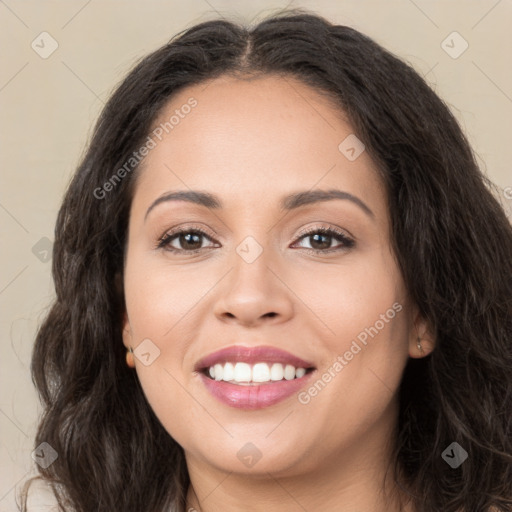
[417,337,423,354]
[126,346,135,368]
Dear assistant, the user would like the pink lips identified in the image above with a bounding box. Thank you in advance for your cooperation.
[194,345,314,370]
[195,345,316,410]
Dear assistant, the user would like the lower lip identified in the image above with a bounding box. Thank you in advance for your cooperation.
[199,372,315,410]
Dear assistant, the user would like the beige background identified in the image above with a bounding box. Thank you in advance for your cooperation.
[1,0,511,509]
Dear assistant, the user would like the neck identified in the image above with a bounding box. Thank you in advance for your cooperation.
[184,400,415,512]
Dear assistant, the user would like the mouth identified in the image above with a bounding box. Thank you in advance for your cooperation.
[195,345,316,409]
[202,362,315,384]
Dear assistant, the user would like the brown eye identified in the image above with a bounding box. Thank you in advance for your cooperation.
[157,229,217,253]
[308,232,334,250]
[293,227,355,253]
[176,232,204,251]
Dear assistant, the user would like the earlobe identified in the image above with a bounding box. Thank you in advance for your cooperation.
[122,312,136,368]
[409,308,436,358]
[125,346,135,368]
[410,335,435,358]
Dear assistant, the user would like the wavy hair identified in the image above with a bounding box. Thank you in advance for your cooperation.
[19,10,512,512]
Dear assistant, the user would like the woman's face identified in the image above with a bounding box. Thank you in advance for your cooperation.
[122,74,425,477]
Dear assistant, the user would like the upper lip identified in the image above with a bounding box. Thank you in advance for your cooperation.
[194,345,315,371]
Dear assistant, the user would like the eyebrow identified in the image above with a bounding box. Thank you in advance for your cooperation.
[144,188,374,221]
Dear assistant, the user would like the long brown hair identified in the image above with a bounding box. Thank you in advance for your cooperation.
[20,10,512,512]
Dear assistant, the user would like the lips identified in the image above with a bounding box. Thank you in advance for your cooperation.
[194,345,315,371]
[195,345,316,410]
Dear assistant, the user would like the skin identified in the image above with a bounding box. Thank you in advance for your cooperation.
[122,74,435,512]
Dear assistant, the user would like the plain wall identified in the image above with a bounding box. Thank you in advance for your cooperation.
[1,0,511,509]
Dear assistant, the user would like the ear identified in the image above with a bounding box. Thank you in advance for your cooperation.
[408,305,436,359]
[122,311,136,368]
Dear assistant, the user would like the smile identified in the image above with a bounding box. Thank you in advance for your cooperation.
[207,361,310,383]
[195,345,316,409]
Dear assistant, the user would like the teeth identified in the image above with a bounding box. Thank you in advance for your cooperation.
[214,363,223,381]
[222,362,235,381]
[270,363,284,381]
[207,362,308,383]
[252,362,270,382]
[284,364,295,380]
[295,367,306,378]
[234,362,251,382]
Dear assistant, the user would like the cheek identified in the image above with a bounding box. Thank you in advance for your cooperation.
[292,249,406,354]
[294,248,410,407]
[123,250,217,343]
[123,252,209,442]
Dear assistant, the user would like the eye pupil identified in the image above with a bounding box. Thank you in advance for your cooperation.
[310,233,331,250]
[180,232,202,250]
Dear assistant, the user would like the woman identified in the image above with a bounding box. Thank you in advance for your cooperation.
[20,10,512,512]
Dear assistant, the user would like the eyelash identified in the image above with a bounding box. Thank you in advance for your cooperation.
[156,225,355,255]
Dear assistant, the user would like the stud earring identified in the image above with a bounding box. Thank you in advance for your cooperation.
[126,346,135,368]
[417,337,423,353]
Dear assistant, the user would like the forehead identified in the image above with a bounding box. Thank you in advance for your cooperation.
[133,74,386,217]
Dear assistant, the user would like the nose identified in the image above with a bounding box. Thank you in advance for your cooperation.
[213,250,294,328]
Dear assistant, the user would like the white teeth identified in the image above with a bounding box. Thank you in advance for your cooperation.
[270,363,284,381]
[295,367,306,378]
[233,362,252,383]
[214,363,223,381]
[207,362,308,383]
[252,363,270,382]
[284,364,296,380]
[222,362,235,381]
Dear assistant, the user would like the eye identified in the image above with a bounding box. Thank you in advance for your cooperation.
[292,226,355,254]
[156,224,354,255]
[157,227,218,253]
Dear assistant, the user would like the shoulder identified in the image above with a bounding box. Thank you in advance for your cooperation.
[24,478,60,511]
